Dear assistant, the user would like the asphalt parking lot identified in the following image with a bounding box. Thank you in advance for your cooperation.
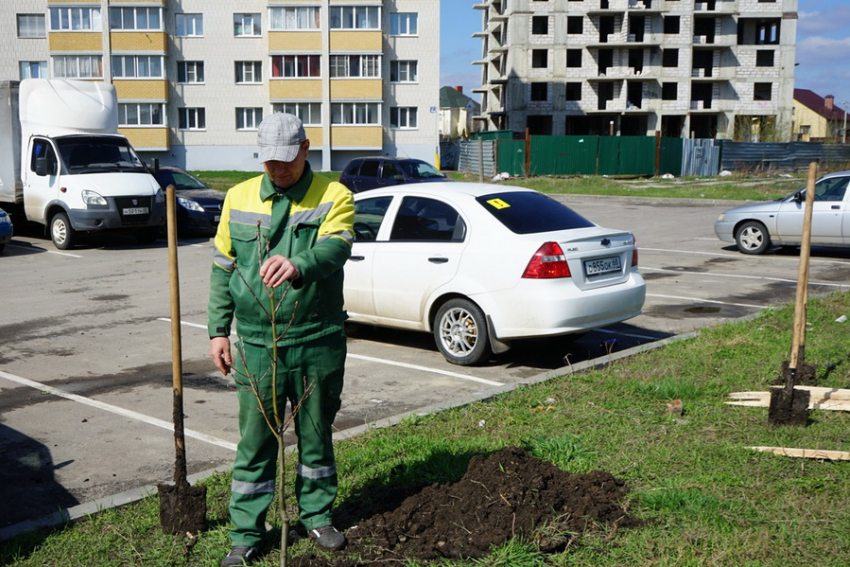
[1,194,849,537]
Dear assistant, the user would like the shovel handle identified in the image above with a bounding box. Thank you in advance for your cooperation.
[789,163,816,369]
[167,184,188,483]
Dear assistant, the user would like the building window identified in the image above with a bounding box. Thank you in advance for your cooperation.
[329,6,380,30]
[112,55,164,78]
[270,7,320,30]
[236,108,264,130]
[176,14,203,37]
[532,50,548,69]
[390,107,418,129]
[530,83,549,102]
[119,103,164,126]
[331,103,380,125]
[109,7,161,30]
[49,7,102,31]
[756,50,775,67]
[390,61,418,83]
[236,61,262,83]
[756,21,780,45]
[17,14,46,38]
[390,13,418,36]
[274,103,321,126]
[662,48,678,67]
[532,16,548,35]
[566,49,582,68]
[754,83,772,101]
[330,55,380,78]
[178,61,205,83]
[565,82,581,101]
[662,82,678,101]
[234,13,261,37]
[53,55,103,78]
[179,108,206,130]
[20,61,48,79]
[663,16,680,34]
[271,55,321,78]
[567,16,583,35]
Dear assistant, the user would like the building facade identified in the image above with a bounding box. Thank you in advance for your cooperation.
[473,0,797,140]
[792,90,848,143]
[1,0,440,171]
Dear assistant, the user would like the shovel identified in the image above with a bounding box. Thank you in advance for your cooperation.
[768,163,817,426]
[158,183,208,534]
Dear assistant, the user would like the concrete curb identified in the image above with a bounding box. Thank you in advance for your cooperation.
[0,328,704,543]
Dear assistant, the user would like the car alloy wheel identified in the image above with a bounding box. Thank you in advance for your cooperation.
[434,298,491,366]
[735,220,770,255]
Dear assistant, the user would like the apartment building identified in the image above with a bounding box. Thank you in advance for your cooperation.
[473,0,797,140]
[0,1,440,171]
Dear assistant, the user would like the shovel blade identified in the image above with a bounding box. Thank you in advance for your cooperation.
[768,386,811,427]
[158,483,208,535]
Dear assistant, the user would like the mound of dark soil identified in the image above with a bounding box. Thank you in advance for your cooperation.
[292,446,640,566]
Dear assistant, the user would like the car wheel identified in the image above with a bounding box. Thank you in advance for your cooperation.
[434,298,492,366]
[50,212,76,250]
[735,220,770,255]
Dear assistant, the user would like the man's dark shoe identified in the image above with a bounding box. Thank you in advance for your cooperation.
[221,546,260,567]
[309,525,346,551]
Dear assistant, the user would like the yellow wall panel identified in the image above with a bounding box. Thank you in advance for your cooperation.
[49,32,102,51]
[269,32,322,52]
[330,127,382,149]
[113,80,168,99]
[330,80,382,99]
[110,32,167,52]
[111,0,164,3]
[120,128,169,150]
[329,31,382,51]
[304,127,324,147]
[270,80,323,100]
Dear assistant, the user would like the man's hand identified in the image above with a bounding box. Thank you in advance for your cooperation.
[210,336,232,375]
[260,254,301,288]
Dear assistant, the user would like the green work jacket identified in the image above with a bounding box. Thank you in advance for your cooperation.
[208,165,354,346]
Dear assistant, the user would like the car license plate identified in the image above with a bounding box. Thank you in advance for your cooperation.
[585,256,621,275]
[123,207,149,215]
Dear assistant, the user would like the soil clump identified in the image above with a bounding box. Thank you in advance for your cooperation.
[291,446,640,566]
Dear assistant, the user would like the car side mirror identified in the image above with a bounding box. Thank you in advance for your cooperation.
[792,191,803,203]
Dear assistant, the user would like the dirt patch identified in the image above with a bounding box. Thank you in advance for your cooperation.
[292,447,641,566]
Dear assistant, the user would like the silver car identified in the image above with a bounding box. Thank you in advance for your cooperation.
[714,170,850,254]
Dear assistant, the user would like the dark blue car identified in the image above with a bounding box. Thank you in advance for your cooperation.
[152,166,224,234]
[0,206,13,253]
[339,157,447,193]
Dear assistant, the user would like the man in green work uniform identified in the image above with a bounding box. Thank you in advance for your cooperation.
[208,113,354,566]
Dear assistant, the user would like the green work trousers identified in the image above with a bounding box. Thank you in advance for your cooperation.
[229,332,345,547]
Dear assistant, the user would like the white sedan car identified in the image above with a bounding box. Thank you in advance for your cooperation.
[343,182,646,365]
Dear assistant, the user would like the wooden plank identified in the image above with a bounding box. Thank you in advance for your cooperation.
[726,387,850,411]
[749,446,850,461]
[727,386,850,401]
[726,399,850,411]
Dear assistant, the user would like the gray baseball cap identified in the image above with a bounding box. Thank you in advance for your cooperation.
[257,113,306,163]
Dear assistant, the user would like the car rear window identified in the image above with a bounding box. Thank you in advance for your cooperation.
[476,191,595,234]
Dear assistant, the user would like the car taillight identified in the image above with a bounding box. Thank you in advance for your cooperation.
[522,241,571,279]
[632,236,638,268]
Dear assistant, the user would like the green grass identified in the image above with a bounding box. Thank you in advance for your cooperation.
[3,292,850,566]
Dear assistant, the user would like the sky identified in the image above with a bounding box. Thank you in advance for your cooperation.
[440,0,850,109]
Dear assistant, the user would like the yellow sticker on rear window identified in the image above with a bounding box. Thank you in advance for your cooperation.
[486,198,511,209]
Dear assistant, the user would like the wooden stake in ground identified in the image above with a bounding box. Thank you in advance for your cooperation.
[767,163,816,426]
[159,183,207,534]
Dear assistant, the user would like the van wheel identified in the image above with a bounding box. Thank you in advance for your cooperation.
[50,212,77,250]
[434,298,491,366]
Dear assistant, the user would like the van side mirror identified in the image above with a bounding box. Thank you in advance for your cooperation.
[35,156,50,176]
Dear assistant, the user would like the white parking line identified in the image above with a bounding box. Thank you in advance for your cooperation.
[0,369,237,452]
[6,243,83,258]
[642,247,850,266]
[159,318,505,387]
[647,294,764,309]
[641,266,847,288]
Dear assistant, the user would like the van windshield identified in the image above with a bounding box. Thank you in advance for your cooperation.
[56,136,148,174]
